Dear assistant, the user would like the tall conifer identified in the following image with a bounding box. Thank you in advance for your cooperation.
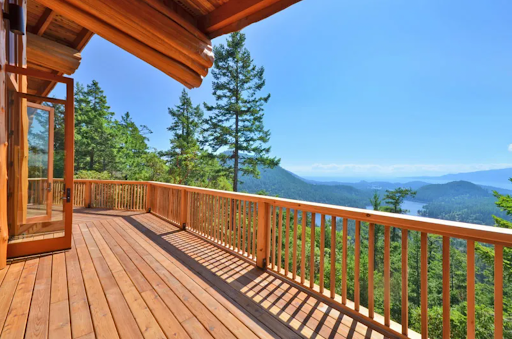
[204,32,279,191]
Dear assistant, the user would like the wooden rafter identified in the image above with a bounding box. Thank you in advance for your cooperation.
[200,0,279,34]
[202,0,301,38]
[33,8,55,36]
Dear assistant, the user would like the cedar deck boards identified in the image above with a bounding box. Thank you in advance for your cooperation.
[0,209,386,339]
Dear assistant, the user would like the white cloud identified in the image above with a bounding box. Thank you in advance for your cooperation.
[508,144,512,152]
[282,163,512,177]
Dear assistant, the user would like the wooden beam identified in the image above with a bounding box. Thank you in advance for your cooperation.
[17,92,66,105]
[27,32,81,75]
[142,0,210,44]
[73,28,94,51]
[48,0,212,76]
[205,0,301,39]
[33,8,55,36]
[39,28,92,98]
[200,0,279,33]
[36,0,201,88]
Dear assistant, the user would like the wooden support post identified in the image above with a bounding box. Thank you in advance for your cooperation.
[84,181,91,208]
[256,201,269,269]
[180,189,188,229]
[0,143,8,270]
[146,183,152,213]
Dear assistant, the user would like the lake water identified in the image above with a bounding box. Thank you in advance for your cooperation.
[365,200,425,216]
[313,200,426,225]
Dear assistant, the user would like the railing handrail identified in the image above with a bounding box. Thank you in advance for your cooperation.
[147,180,512,246]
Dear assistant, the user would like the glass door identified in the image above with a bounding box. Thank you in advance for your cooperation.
[6,65,74,258]
[26,103,54,224]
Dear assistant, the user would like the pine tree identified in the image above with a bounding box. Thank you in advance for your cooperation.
[164,90,230,189]
[204,32,279,192]
[115,112,153,180]
[74,81,116,173]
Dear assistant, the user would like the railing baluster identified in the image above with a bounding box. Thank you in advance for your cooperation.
[223,198,227,245]
[252,203,257,258]
[301,211,306,285]
[278,207,283,272]
[402,229,409,336]
[310,212,316,289]
[368,223,375,319]
[342,218,348,304]
[285,208,290,276]
[214,196,218,241]
[330,216,336,299]
[271,205,277,270]
[242,201,247,253]
[248,202,252,257]
[237,200,242,252]
[354,220,360,311]
[467,239,475,339]
[319,214,325,293]
[495,245,503,339]
[384,225,391,327]
[421,232,428,339]
[293,210,298,280]
[443,236,450,339]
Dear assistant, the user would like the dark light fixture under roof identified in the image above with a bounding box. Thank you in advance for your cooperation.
[3,3,25,35]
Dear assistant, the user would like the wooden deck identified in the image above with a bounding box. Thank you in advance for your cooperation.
[0,209,387,339]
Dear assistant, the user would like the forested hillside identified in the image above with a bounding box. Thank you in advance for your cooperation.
[414,180,491,202]
[239,166,370,208]
[414,181,509,225]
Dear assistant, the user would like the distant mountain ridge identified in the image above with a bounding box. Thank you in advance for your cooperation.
[408,167,512,189]
[413,181,492,202]
[239,165,370,208]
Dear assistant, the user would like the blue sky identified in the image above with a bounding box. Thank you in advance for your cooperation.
[52,0,512,178]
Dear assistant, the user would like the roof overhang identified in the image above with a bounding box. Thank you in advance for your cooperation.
[27,0,301,94]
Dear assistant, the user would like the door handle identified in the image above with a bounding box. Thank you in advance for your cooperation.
[66,188,71,203]
[47,182,52,192]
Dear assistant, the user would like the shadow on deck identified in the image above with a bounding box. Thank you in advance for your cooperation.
[0,209,388,339]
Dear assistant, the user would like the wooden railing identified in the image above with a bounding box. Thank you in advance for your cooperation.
[66,180,512,339]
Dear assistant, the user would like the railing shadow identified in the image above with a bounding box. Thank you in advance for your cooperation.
[121,213,379,339]
[74,207,147,218]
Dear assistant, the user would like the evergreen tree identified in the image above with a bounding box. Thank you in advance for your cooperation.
[369,191,382,211]
[164,90,231,189]
[382,187,417,214]
[164,89,203,185]
[204,32,279,191]
[74,81,117,173]
[115,112,153,180]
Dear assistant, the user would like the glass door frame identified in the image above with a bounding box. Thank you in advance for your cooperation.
[6,65,74,258]
[25,102,55,224]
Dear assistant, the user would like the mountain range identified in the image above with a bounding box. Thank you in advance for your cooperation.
[239,164,511,225]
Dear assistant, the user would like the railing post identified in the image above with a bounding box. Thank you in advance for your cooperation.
[256,201,270,269]
[180,189,188,230]
[84,181,92,208]
[146,183,152,213]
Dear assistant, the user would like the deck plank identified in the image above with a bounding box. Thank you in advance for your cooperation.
[65,239,95,339]
[97,219,237,339]
[49,252,72,339]
[72,224,120,339]
[76,223,143,339]
[25,255,52,339]
[0,263,25,333]
[85,222,166,339]
[2,259,39,339]
[104,218,263,339]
